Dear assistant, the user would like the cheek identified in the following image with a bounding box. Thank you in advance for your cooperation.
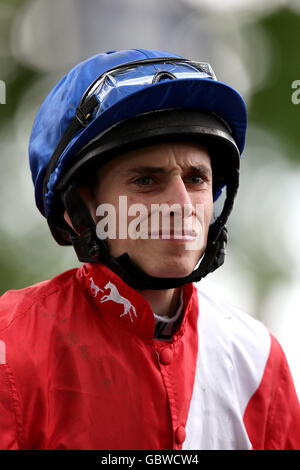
[205,198,214,224]
[194,193,213,225]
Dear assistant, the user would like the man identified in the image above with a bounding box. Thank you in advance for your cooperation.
[0,49,299,450]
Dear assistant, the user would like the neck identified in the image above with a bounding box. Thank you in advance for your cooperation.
[138,287,182,318]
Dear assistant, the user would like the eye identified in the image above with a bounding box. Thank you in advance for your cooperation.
[186,175,205,185]
[134,176,154,186]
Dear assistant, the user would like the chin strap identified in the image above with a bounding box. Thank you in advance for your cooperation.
[112,226,228,290]
[61,168,238,290]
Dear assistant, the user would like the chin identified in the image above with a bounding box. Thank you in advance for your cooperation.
[142,263,196,279]
[127,248,201,280]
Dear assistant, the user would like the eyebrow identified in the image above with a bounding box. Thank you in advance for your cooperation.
[124,164,212,176]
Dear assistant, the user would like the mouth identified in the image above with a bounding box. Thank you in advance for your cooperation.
[148,230,199,241]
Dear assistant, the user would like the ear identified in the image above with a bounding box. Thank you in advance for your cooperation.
[78,185,97,220]
[63,184,97,232]
[63,209,76,233]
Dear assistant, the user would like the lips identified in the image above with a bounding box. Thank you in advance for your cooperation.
[149,229,199,239]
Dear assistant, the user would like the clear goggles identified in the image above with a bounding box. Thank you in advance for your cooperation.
[80,58,217,119]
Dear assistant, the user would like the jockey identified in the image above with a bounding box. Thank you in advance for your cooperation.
[0,49,299,450]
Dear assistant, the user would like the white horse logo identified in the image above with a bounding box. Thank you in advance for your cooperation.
[100,281,137,323]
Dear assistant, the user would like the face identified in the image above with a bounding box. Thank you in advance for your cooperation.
[86,142,213,279]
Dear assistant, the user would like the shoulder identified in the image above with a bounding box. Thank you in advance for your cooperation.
[0,267,79,333]
[195,282,271,353]
[193,283,300,449]
[195,283,272,411]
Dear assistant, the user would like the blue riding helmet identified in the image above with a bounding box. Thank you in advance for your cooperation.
[28,48,247,290]
[29,48,246,217]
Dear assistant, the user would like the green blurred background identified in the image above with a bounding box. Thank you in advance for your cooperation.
[0,0,299,394]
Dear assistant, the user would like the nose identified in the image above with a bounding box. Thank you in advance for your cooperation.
[163,175,193,210]
[157,176,196,234]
